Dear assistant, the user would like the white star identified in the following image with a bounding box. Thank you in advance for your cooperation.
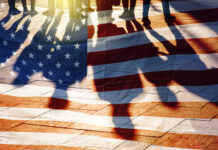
[10,32,15,39]
[46,53,52,59]
[10,71,16,77]
[74,61,80,67]
[65,71,71,77]
[58,79,63,84]
[29,53,34,58]
[32,69,37,73]
[75,25,80,31]
[65,53,70,59]
[38,62,43,68]
[6,58,10,62]
[74,43,80,49]
[3,40,8,46]
[48,71,53,76]
[22,60,27,65]
[0,63,5,67]
[47,35,52,41]
[56,44,61,50]
[37,44,43,50]
[65,34,71,41]
[56,62,61,68]
[1,22,5,28]
[15,66,20,71]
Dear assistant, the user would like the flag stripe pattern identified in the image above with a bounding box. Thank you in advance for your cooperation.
[0,0,218,149]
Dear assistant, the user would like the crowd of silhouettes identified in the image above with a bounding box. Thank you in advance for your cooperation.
[6,0,175,24]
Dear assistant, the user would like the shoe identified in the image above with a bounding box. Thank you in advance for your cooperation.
[142,17,151,27]
[30,10,38,15]
[129,9,135,18]
[23,9,30,15]
[119,9,129,19]
[9,8,21,14]
[43,10,55,16]
[165,14,176,20]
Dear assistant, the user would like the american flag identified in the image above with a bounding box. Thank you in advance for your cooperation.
[0,0,218,149]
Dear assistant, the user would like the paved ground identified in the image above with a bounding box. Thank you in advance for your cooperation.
[0,0,218,149]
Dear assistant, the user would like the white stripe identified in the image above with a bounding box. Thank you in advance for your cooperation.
[0,131,202,149]
[146,145,199,150]
[0,132,124,149]
[89,53,218,79]
[88,21,218,52]
[1,107,218,135]
[1,84,218,104]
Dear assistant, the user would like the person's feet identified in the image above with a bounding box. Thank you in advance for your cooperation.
[165,14,176,20]
[43,10,55,16]
[120,10,135,19]
[23,8,30,15]
[9,8,21,14]
[142,17,151,28]
[30,10,38,15]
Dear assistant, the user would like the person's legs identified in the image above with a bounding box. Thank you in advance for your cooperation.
[21,0,28,11]
[30,0,36,11]
[129,0,136,17]
[162,0,175,20]
[143,0,151,18]
[142,0,151,26]
[8,0,14,9]
[49,0,55,11]
[68,0,74,18]
[8,0,21,13]
[44,0,55,15]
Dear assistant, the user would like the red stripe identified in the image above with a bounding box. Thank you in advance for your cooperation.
[88,37,218,66]
[94,69,218,91]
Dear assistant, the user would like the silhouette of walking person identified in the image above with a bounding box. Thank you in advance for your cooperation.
[142,0,175,26]
[120,0,136,19]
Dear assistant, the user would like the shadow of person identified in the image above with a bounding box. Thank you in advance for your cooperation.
[143,19,217,106]
[89,4,161,139]
[12,9,88,110]
[0,13,33,71]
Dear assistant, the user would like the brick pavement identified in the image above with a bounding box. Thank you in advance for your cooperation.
[0,0,218,149]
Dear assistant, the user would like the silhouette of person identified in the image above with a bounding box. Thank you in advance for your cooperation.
[120,0,136,19]
[142,0,175,26]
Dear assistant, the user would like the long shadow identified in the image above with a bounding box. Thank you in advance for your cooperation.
[11,7,88,109]
[0,13,32,70]
[142,20,218,106]
[90,0,153,140]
